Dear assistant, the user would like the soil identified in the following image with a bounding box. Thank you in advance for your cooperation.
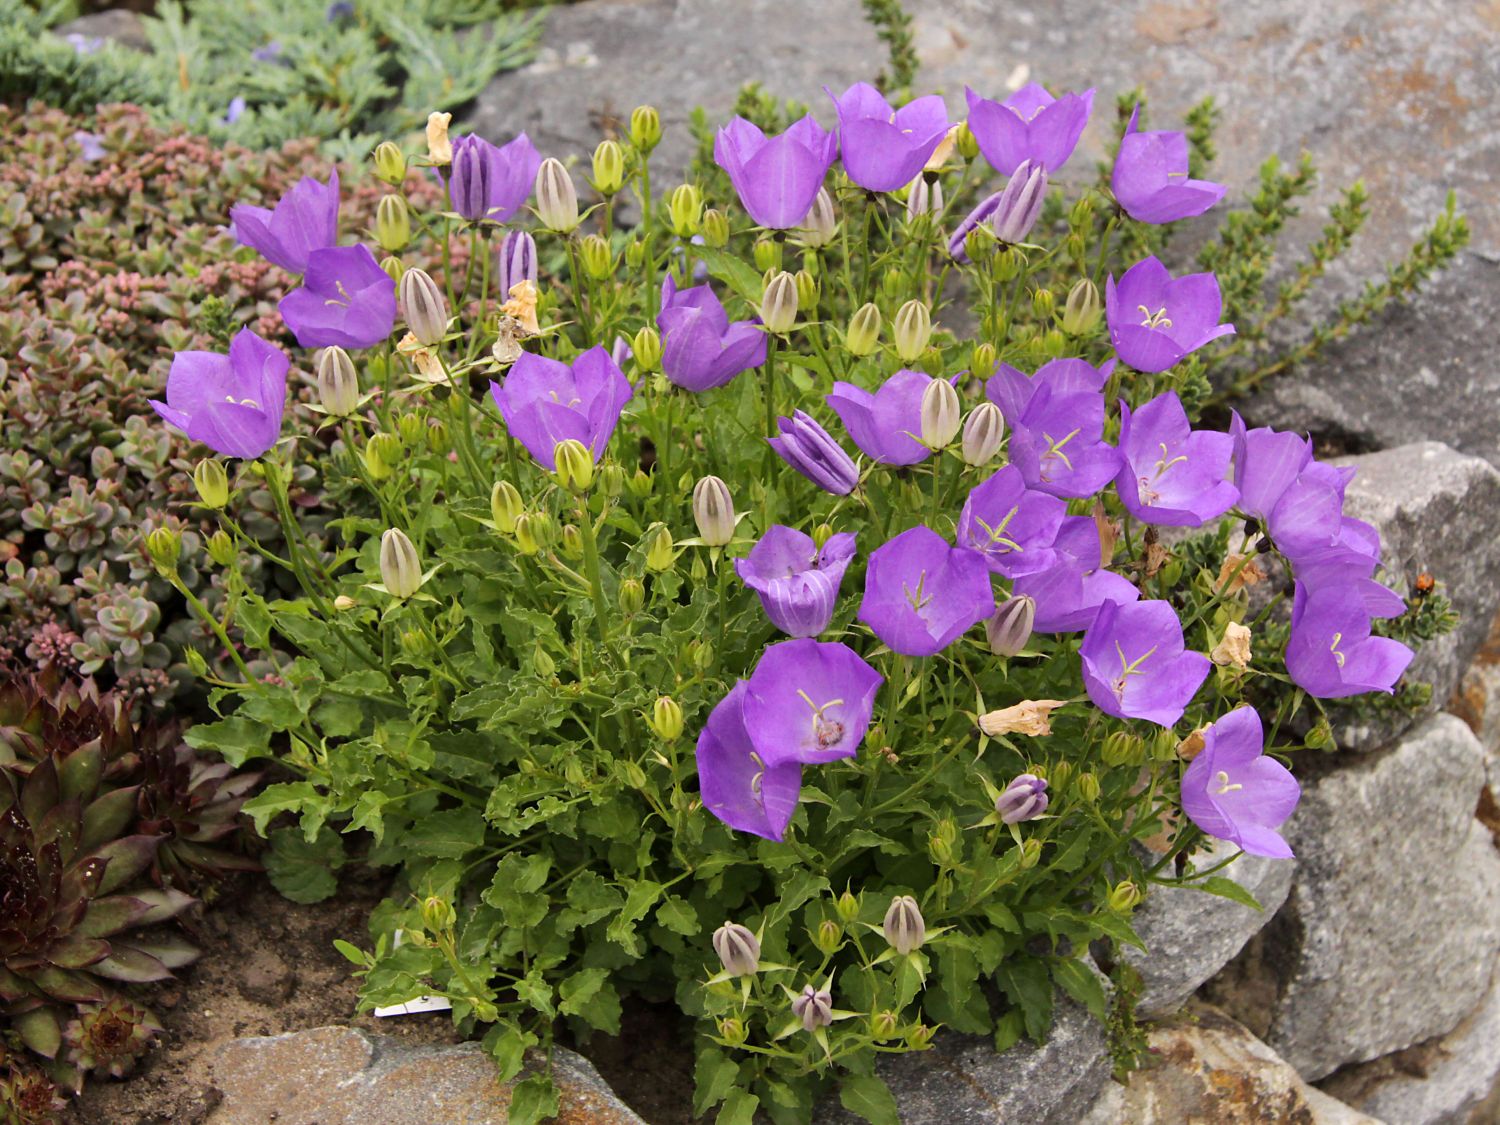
[573,1004,704,1125]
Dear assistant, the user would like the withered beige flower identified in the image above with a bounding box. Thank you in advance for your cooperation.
[979,699,1067,738]
[1176,724,1211,761]
[502,279,540,335]
[425,112,453,165]
[1217,551,1265,594]
[1210,621,1252,669]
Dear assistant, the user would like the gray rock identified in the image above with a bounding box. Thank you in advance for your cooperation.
[209,1025,643,1125]
[816,995,1110,1125]
[1332,442,1500,750]
[1208,713,1500,1081]
[1321,961,1500,1125]
[54,9,150,52]
[1451,613,1500,785]
[1079,1007,1381,1125]
[1124,838,1295,1018]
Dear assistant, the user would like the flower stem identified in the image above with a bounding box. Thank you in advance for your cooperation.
[576,496,613,658]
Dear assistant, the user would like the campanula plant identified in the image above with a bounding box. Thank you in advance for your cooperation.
[152,78,1459,1125]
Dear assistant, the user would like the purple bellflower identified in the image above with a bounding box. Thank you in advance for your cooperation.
[151,329,288,460]
[714,115,839,229]
[224,97,247,126]
[984,356,1113,422]
[769,411,861,496]
[857,526,995,656]
[1180,706,1300,859]
[1013,516,1140,633]
[743,638,883,767]
[489,346,633,466]
[1004,386,1122,499]
[826,82,949,193]
[658,275,767,392]
[827,369,952,466]
[447,132,542,223]
[964,82,1094,175]
[1112,105,1227,224]
[1079,599,1210,727]
[1285,582,1414,698]
[735,526,858,638]
[230,169,340,274]
[696,681,803,841]
[955,465,1068,578]
[1106,257,1236,373]
[278,244,396,350]
[497,230,537,299]
[1229,412,1313,522]
[1115,391,1238,527]
[73,131,107,162]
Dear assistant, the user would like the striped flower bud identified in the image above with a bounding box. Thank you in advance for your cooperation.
[580,233,613,280]
[692,475,735,547]
[753,237,781,272]
[535,158,579,233]
[552,438,594,493]
[592,139,624,195]
[1062,278,1102,335]
[193,459,229,509]
[644,525,675,572]
[632,325,662,373]
[712,922,760,976]
[146,526,181,576]
[995,774,1049,823]
[398,268,448,346]
[845,302,881,357]
[961,401,1005,466]
[375,194,410,252]
[207,529,235,567]
[760,271,798,334]
[650,696,684,741]
[378,528,422,599]
[882,895,926,955]
[905,176,943,223]
[892,299,931,362]
[513,513,541,556]
[497,230,537,300]
[364,432,401,480]
[629,105,661,152]
[795,269,818,311]
[985,594,1035,656]
[792,984,834,1032]
[372,141,407,185]
[800,187,837,247]
[992,159,1048,245]
[701,208,729,248]
[491,480,522,534]
[316,346,359,417]
[668,183,703,236]
[919,378,961,449]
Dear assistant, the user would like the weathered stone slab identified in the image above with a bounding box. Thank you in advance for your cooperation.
[209,1025,643,1125]
[1207,713,1500,1081]
[1124,838,1295,1018]
[54,8,151,52]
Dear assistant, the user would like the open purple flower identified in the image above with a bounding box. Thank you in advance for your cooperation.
[278,244,396,349]
[230,169,339,274]
[151,329,288,459]
[658,275,767,392]
[1080,599,1210,727]
[827,369,949,466]
[735,526,857,638]
[1112,105,1227,224]
[964,83,1093,175]
[1288,529,1405,621]
[1181,707,1300,859]
[857,526,995,656]
[1013,516,1140,633]
[955,465,1067,578]
[1229,412,1313,522]
[984,357,1113,422]
[1106,257,1236,373]
[448,132,542,223]
[826,83,949,193]
[1115,391,1238,526]
[714,115,839,229]
[1005,386,1122,499]
[769,411,860,495]
[697,681,803,841]
[743,638,883,766]
[489,346,633,465]
[1285,582,1414,698]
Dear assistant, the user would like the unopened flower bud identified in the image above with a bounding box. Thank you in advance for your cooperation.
[591,139,624,195]
[531,511,560,549]
[892,299,931,361]
[906,1023,936,1049]
[1075,771,1101,803]
[835,890,860,923]
[718,1017,747,1045]
[620,577,645,615]
[872,1010,899,1040]
[1062,278,1103,335]
[994,247,1023,282]
[375,193,410,252]
[812,918,842,954]
[753,237,781,272]
[985,594,1035,656]
[882,895,926,956]
[206,529,235,566]
[425,418,449,454]
[193,459,229,509]
[794,269,818,311]
[553,438,594,492]
[799,187,837,247]
[629,105,661,152]
[1108,881,1142,913]
[956,121,979,161]
[632,325,662,373]
[963,224,994,264]
[627,468,653,498]
[379,255,404,284]
[928,832,952,865]
[425,111,452,165]
[597,463,624,498]
[365,432,401,480]
[580,233,613,280]
[701,208,729,248]
[651,696,684,741]
[535,158,579,233]
[316,346,359,417]
[668,183,703,236]
[761,271,797,334]
[397,412,426,447]
[645,525,675,572]
[398,267,448,346]
[372,141,407,185]
[880,267,904,301]
[811,522,835,550]
[919,378,961,449]
[712,922,760,976]
[995,773,1049,823]
[960,402,1005,467]
[845,302,881,357]
[905,176,943,222]
[692,475,735,546]
[1305,720,1336,751]
[991,159,1048,244]
[792,984,834,1032]
[379,528,422,599]
[497,230,537,299]
[1102,731,1146,768]
[1018,837,1042,868]
[1031,288,1055,319]
[146,526,181,576]
[421,895,456,933]
[559,523,584,559]
[513,513,541,556]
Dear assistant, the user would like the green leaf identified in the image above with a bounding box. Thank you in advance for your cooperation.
[656,895,700,936]
[996,957,1054,1042]
[1053,957,1108,1021]
[515,969,555,1019]
[606,878,662,956]
[1089,911,1147,951]
[183,715,270,767]
[506,1073,559,1125]
[717,1088,760,1125]
[263,826,345,904]
[838,1075,901,1125]
[1199,875,1263,911]
[332,939,369,966]
[692,245,764,306]
[240,782,327,837]
[558,967,621,1033]
[406,806,486,858]
[693,1050,740,1115]
[482,1022,538,1083]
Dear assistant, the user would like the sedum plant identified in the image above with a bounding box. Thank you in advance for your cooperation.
[160,84,1455,1124]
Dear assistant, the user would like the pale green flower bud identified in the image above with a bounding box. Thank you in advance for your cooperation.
[491,480,522,534]
[535,158,580,233]
[560,523,584,559]
[598,462,624,498]
[835,890,860,923]
[882,895,926,956]
[919,378,961,449]
[626,468,653,499]
[813,918,842,954]
[421,895,456,933]
[632,325,662,373]
[880,267,904,301]
[398,267,448,346]
[1018,837,1042,869]
[619,577,645,615]
[146,526,181,576]
[800,187,837,247]
[513,513,541,556]
[375,193,410,252]
[206,530,235,567]
[811,522,835,550]
[964,224,994,264]
[701,208,729,248]
[629,105,662,152]
[1042,327,1068,357]
[986,594,1035,657]
[712,922,759,976]
[845,302,881,357]
[956,122,979,161]
[580,233,613,280]
[1108,881,1142,913]
[961,402,1005,466]
[1069,195,1095,230]
[906,1023,936,1049]
[625,239,645,269]
[316,346,359,417]
[592,139,624,196]
[365,432,402,480]
[892,299,931,362]
[794,269,818,311]
[372,141,407,185]
[425,418,448,454]
[971,341,997,376]
[692,475,735,547]
[379,255,404,283]
[753,237,780,273]
[872,1010,899,1040]
[668,183,703,237]
[760,271,798,334]
[651,696,684,741]
[378,528,422,599]
[994,247,1023,282]
[718,1017,747,1045]
[193,459,229,509]
[1031,288,1055,319]
[1062,278,1103,335]
[644,524,674,572]
[1075,771,1101,803]
[533,644,556,679]
[397,412,426,447]
[553,438,594,493]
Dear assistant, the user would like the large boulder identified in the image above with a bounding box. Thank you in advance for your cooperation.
[1206,713,1500,1080]
[209,1026,644,1125]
